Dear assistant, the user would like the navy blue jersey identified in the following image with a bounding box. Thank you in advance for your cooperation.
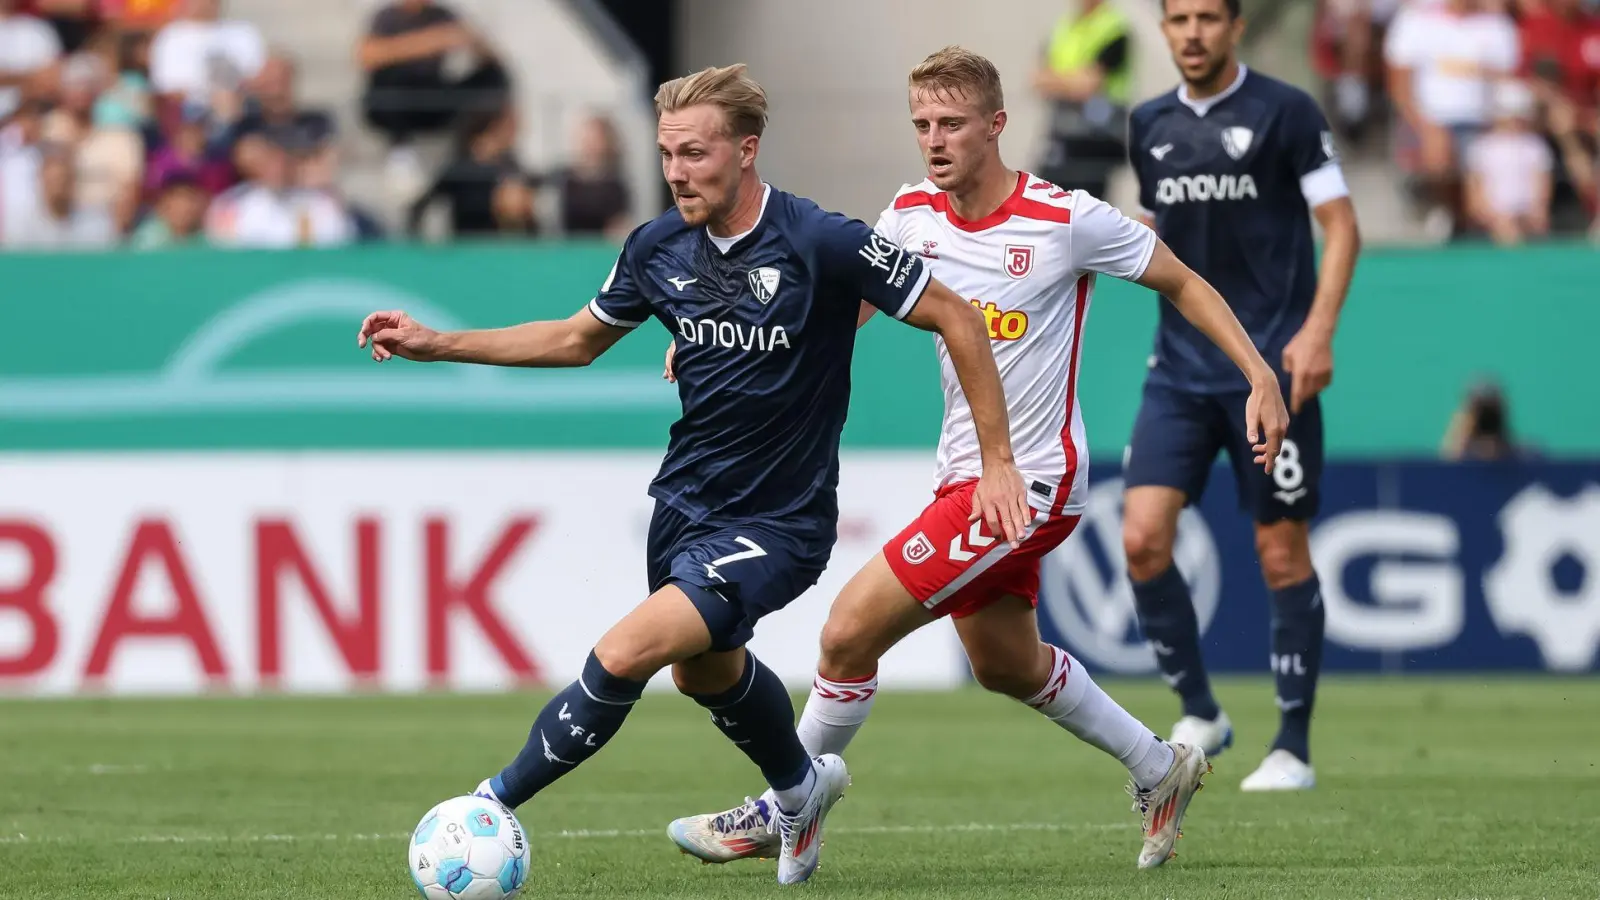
[589,184,930,533]
[1129,66,1344,393]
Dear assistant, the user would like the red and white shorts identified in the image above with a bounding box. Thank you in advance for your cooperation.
[883,479,1081,620]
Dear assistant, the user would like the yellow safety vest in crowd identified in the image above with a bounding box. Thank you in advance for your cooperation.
[1046,3,1132,107]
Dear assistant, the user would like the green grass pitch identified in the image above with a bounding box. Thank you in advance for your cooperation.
[2,676,1596,899]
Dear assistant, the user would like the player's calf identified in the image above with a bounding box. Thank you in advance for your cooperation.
[484,585,715,808]
[797,553,934,756]
[679,649,819,815]
[1256,520,1324,767]
[1019,644,1176,793]
[486,650,645,808]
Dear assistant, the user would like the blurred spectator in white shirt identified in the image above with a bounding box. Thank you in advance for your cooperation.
[0,96,46,240]
[1464,80,1553,244]
[0,0,61,121]
[206,130,353,248]
[149,0,265,107]
[1,141,116,248]
[1385,0,1520,237]
[42,50,142,232]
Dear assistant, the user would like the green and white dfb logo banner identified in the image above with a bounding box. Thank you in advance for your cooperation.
[1038,465,1600,675]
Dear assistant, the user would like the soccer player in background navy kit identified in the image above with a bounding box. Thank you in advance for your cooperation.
[357,64,1029,884]
[1123,0,1361,791]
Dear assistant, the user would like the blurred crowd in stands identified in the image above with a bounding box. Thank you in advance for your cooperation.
[1313,0,1600,242]
[4,0,1598,250]
[0,0,633,250]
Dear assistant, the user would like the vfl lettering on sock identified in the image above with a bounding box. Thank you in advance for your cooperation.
[539,731,575,765]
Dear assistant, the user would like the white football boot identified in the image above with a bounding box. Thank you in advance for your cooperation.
[1130,742,1210,870]
[775,754,850,885]
[1170,710,1234,757]
[1240,749,1316,792]
[667,794,780,864]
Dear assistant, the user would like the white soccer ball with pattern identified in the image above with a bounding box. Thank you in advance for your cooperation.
[408,795,530,899]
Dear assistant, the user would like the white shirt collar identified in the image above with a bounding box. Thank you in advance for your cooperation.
[709,182,771,254]
[1178,63,1249,117]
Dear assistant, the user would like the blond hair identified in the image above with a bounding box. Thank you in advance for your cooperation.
[908,46,1005,114]
[654,63,769,138]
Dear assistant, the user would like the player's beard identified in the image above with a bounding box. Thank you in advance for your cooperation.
[675,195,709,226]
[1183,53,1232,94]
[675,172,737,228]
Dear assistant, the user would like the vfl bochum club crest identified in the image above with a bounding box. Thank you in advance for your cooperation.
[1221,126,1254,160]
[748,267,781,304]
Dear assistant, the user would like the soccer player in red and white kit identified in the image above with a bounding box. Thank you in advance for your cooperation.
[665,47,1289,870]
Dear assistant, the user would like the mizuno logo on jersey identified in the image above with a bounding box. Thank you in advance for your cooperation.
[1151,143,1174,160]
[676,316,792,352]
[1154,174,1259,204]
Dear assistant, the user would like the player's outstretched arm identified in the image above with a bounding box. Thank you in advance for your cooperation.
[358,305,629,368]
[902,279,1031,546]
[1137,242,1290,471]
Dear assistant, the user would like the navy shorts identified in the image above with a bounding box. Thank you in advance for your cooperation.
[645,502,831,652]
[1124,379,1323,522]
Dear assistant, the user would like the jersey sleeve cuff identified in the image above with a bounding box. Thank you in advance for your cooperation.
[1127,226,1158,281]
[1300,164,1350,208]
[891,265,932,320]
[587,297,643,329]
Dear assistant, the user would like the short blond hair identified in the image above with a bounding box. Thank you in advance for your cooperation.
[654,63,769,138]
[908,46,1005,114]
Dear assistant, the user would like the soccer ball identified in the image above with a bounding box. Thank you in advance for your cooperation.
[408,795,530,899]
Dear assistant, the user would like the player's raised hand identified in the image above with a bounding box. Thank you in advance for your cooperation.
[971,460,1031,549]
[1281,325,1334,414]
[357,310,442,362]
[1246,377,1290,473]
[663,340,677,383]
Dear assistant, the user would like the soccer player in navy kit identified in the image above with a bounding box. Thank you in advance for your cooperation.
[357,64,1030,883]
[1123,0,1362,791]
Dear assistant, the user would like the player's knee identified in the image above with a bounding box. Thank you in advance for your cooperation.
[817,612,880,682]
[1256,524,1313,590]
[670,652,745,696]
[967,650,1041,699]
[1123,520,1175,582]
[592,633,670,683]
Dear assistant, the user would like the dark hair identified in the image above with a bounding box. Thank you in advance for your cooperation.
[1163,0,1242,19]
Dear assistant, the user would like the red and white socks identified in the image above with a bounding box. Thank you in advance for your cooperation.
[795,671,878,757]
[1024,645,1174,791]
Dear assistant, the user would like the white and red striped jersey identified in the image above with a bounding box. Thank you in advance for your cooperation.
[875,172,1157,515]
